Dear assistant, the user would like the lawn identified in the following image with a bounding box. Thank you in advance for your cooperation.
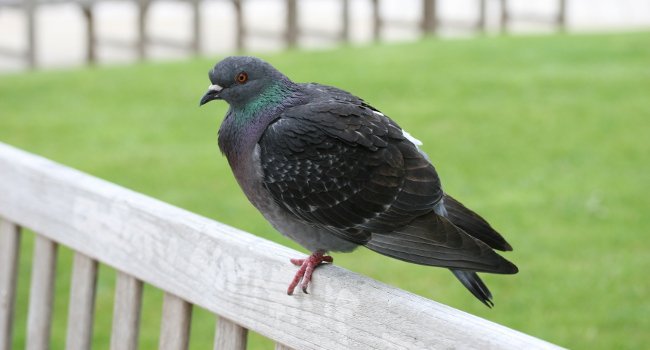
[1,31,649,349]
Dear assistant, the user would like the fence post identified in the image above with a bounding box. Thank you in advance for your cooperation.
[557,0,567,32]
[191,0,201,55]
[371,0,381,41]
[137,0,150,60]
[421,0,437,35]
[476,0,487,33]
[232,0,244,51]
[340,0,350,42]
[81,4,96,65]
[286,0,298,48]
[500,0,509,34]
[25,0,36,68]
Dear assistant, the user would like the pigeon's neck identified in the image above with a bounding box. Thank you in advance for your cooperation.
[218,82,301,166]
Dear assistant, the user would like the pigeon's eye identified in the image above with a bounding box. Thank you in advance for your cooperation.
[236,72,248,84]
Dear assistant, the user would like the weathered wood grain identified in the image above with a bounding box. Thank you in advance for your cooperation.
[159,293,192,350]
[0,219,21,350]
[214,317,248,350]
[110,272,143,350]
[65,252,98,350]
[0,142,565,350]
[26,235,58,350]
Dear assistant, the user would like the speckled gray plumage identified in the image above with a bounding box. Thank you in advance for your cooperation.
[200,56,517,306]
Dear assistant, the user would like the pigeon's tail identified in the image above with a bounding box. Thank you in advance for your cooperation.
[443,195,513,251]
[365,213,518,275]
[451,269,494,308]
[364,203,517,306]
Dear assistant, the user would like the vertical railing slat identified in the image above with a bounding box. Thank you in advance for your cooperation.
[213,317,248,350]
[65,252,98,350]
[26,235,58,350]
[110,272,143,350]
[158,293,192,350]
[0,219,21,350]
[274,343,294,350]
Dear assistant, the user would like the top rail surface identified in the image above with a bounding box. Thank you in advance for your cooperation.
[0,142,563,350]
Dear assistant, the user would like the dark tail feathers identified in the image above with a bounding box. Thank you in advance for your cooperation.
[444,195,513,251]
[451,269,494,308]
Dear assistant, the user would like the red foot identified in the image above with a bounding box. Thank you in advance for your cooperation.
[287,251,333,295]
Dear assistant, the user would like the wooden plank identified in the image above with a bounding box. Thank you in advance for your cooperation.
[26,235,58,350]
[214,317,247,350]
[147,36,193,50]
[0,47,27,59]
[110,272,143,350]
[243,29,282,40]
[65,252,98,350]
[96,37,138,49]
[0,219,21,350]
[0,142,565,350]
[159,293,192,350]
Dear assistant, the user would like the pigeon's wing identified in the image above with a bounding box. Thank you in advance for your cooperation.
[258,100,443,244]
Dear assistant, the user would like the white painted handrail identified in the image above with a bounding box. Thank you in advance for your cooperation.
[0,142,564,350]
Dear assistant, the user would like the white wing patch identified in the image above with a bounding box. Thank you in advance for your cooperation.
[373,110,427,157]
[402,130,423,146]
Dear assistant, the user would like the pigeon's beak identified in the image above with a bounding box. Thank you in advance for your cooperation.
[199,84,223,106]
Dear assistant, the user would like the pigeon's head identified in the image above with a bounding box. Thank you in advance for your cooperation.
[199,56,291,108]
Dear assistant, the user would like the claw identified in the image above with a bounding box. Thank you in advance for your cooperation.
[286,251,333,295]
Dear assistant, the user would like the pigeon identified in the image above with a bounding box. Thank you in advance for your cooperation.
[200,56,518,307]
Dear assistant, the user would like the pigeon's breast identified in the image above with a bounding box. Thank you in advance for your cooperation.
[232,144,359,253]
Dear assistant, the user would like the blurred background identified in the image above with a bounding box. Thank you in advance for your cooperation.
[2,0,650,71]
[1,0,649,349]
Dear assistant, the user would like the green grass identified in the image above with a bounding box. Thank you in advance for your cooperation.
[1,31,650,349]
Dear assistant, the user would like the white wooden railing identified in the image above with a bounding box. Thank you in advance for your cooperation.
[0,142,564,350]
